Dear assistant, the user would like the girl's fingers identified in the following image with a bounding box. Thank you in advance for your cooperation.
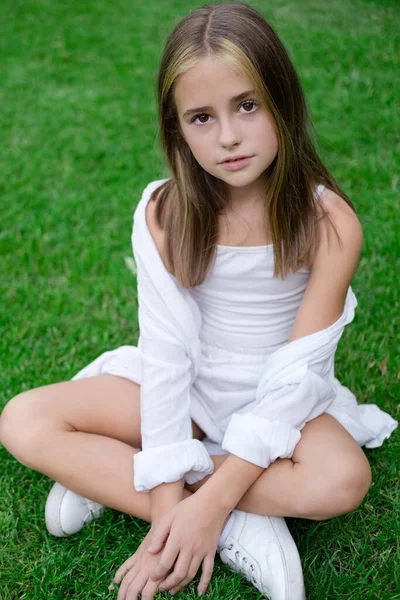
[156,549,193,591]
[197,553,215,596]
[141,575,164,600]
[150,538,180,582]
[113,555,137,584]
[116,566,138,600]
[148,516,171,553]
[120,570,160,600]
[168,554,203,595]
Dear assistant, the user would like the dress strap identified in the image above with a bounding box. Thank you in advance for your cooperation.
[314,183,325,200]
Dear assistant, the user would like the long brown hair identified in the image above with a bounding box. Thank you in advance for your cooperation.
[153,1,355,288]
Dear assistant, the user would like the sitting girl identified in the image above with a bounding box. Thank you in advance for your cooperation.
[0,2,397,599]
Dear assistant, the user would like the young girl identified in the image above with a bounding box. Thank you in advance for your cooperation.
[0,2,397,599]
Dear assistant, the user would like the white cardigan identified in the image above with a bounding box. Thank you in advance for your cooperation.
[130,179,397,492]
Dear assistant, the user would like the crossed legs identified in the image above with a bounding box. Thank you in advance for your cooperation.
[186,413,372,520]
[0,375,371,523]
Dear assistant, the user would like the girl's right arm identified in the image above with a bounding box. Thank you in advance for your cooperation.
[150,480,184,525]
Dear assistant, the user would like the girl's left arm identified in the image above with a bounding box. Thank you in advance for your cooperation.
[193,189,364,513]
[288,188,363,342]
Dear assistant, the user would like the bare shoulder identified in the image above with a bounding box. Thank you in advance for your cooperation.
[145,187,172,273]
[309,186,363,268]
[289,187,363,340]
[317,186,358,219]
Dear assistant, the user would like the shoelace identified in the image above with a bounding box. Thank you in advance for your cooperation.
[222,543,257,584]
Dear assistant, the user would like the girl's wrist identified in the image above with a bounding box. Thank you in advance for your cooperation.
[150,480,184,523]
[191,485,233,520]
[195,454,264,515]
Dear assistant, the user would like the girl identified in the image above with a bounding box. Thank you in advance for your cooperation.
[0,2,397,599]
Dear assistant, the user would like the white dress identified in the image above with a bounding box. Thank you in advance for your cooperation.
[189,241,313,454]
[71,181,398,487]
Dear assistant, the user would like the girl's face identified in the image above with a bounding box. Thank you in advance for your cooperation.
[174,55,278,203]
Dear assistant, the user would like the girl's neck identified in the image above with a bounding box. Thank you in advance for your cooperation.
[217,202,270,247]
[224,175,269,214]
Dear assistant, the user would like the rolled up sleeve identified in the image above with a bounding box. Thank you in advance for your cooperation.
[134,438,215,492]
[132,252,214,492]
[221,365,336,468]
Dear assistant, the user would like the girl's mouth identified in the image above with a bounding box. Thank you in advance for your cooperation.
[219,156,253,170]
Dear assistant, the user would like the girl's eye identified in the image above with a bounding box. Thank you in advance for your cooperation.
[241,100,258,113]
[191,100,258,125]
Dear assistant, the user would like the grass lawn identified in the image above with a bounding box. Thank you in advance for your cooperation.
[0,0,399,598]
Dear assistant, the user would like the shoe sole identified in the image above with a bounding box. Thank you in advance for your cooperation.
[45,482,70,537]
[269,516,306,600]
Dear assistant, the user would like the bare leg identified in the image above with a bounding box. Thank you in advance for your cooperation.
[0,376,199,524]
[187,414,372,520]
[24,427,196,523]
[0,377,371,523]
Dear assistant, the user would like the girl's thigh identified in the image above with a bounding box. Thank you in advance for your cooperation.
[216,413,371,512]
[292,412,368,466]
[1,375,205,450]
[211,413,371,477]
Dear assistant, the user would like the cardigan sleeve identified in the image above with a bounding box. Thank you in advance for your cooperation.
[221,359,336,468]
[221,289,357,468]
[132,246,214,493]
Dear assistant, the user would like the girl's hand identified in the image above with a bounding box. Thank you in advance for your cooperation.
[147,493,230,596]
[110,529,169,600]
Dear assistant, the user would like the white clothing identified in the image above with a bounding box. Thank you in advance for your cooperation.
[71,179,398,492]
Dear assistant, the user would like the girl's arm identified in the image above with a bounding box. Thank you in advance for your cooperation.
[195,189,364,511]
[288,188,363,341]
[150,481,184,524]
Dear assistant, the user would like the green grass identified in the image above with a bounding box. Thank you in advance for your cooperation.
[0,0,399,598]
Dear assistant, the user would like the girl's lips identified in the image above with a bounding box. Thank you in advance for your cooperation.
[219,156,254,170]
[220,155,252,163]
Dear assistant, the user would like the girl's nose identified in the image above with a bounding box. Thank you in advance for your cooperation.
[219,118,241,148]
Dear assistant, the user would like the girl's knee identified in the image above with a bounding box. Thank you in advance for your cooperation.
[342,453,372,511]
[0,390,47,465]
[298,453,372,520]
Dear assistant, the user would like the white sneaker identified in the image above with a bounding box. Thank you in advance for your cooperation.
[217,509,306,600]
[45,482,106,537]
